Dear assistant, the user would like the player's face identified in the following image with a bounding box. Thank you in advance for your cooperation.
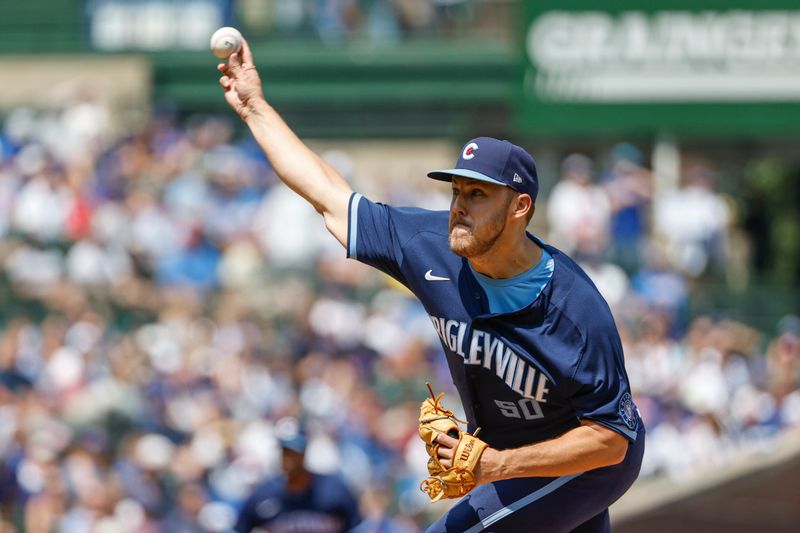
[449,177,514,257]
[281,447,305,477]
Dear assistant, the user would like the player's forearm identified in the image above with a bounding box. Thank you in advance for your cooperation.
[480,421,628,482]
[243,99,352,213]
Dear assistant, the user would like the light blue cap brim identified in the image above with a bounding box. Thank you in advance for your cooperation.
[279,436,307,454]
[427,168,507,187]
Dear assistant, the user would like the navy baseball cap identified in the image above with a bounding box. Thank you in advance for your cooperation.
[275,417,308,453]
[427,137,539,201]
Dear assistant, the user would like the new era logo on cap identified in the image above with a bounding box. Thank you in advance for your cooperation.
[427,137,539,201]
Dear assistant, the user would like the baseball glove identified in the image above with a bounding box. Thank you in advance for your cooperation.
[418,383,488,502]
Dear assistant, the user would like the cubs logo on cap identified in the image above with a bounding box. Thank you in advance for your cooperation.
[463,142,478,160]
[427,137,539,201]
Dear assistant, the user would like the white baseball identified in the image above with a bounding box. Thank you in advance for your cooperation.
[210,27,243,59]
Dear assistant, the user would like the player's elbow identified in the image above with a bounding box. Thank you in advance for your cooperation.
[582,421,629,468]
[609,445,628,467]
[602,433,629,466]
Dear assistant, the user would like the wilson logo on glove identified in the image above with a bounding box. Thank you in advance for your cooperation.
[460,439,475,462]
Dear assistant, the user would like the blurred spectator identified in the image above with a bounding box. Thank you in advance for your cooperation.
[654,163,731,278]
[602,143,652,272]
[11,157,73,242]
[234,418,361,533]
[631,244,689,331]
[546,153,611,258]
[767,315,800,399]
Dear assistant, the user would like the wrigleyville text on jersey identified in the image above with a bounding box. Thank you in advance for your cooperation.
[430,315,552,420]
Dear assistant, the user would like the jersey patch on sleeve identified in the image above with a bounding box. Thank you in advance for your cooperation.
[618,393,638,431]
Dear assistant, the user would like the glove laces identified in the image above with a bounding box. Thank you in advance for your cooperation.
[420,382,468,425]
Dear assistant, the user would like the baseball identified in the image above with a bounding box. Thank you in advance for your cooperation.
[210,27,243,59]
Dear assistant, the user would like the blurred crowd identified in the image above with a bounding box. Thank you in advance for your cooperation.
[238,0,503,45]
[0,94,798,533]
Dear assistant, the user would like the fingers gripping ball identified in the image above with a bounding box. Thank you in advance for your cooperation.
[210,27,243,59]
[418,383,488,502]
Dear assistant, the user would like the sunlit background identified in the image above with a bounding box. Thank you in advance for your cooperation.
[0,1,799,532]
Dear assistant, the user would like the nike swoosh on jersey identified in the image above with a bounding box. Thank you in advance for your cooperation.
[425,270,450,281]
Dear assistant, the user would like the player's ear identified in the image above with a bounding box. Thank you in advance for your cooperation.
[514,193,534,221]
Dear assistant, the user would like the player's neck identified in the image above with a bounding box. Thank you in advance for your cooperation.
[468,231,542,279]
[287,470,313,492]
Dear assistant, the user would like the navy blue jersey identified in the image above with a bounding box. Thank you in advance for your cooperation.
[235,473,361,533]
[347,194,642,450]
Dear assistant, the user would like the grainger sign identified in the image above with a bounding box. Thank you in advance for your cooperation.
[518,1,800,136]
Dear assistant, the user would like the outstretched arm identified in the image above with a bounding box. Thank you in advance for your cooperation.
[218,38,353,246]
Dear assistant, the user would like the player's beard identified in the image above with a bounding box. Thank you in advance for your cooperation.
[448,206,508,258]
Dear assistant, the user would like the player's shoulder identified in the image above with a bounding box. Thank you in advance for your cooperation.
[356,194,449,241]
[389,204,449,233]
[543,243,616,331]
[247,474,285,500]
[312,473,358,502]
